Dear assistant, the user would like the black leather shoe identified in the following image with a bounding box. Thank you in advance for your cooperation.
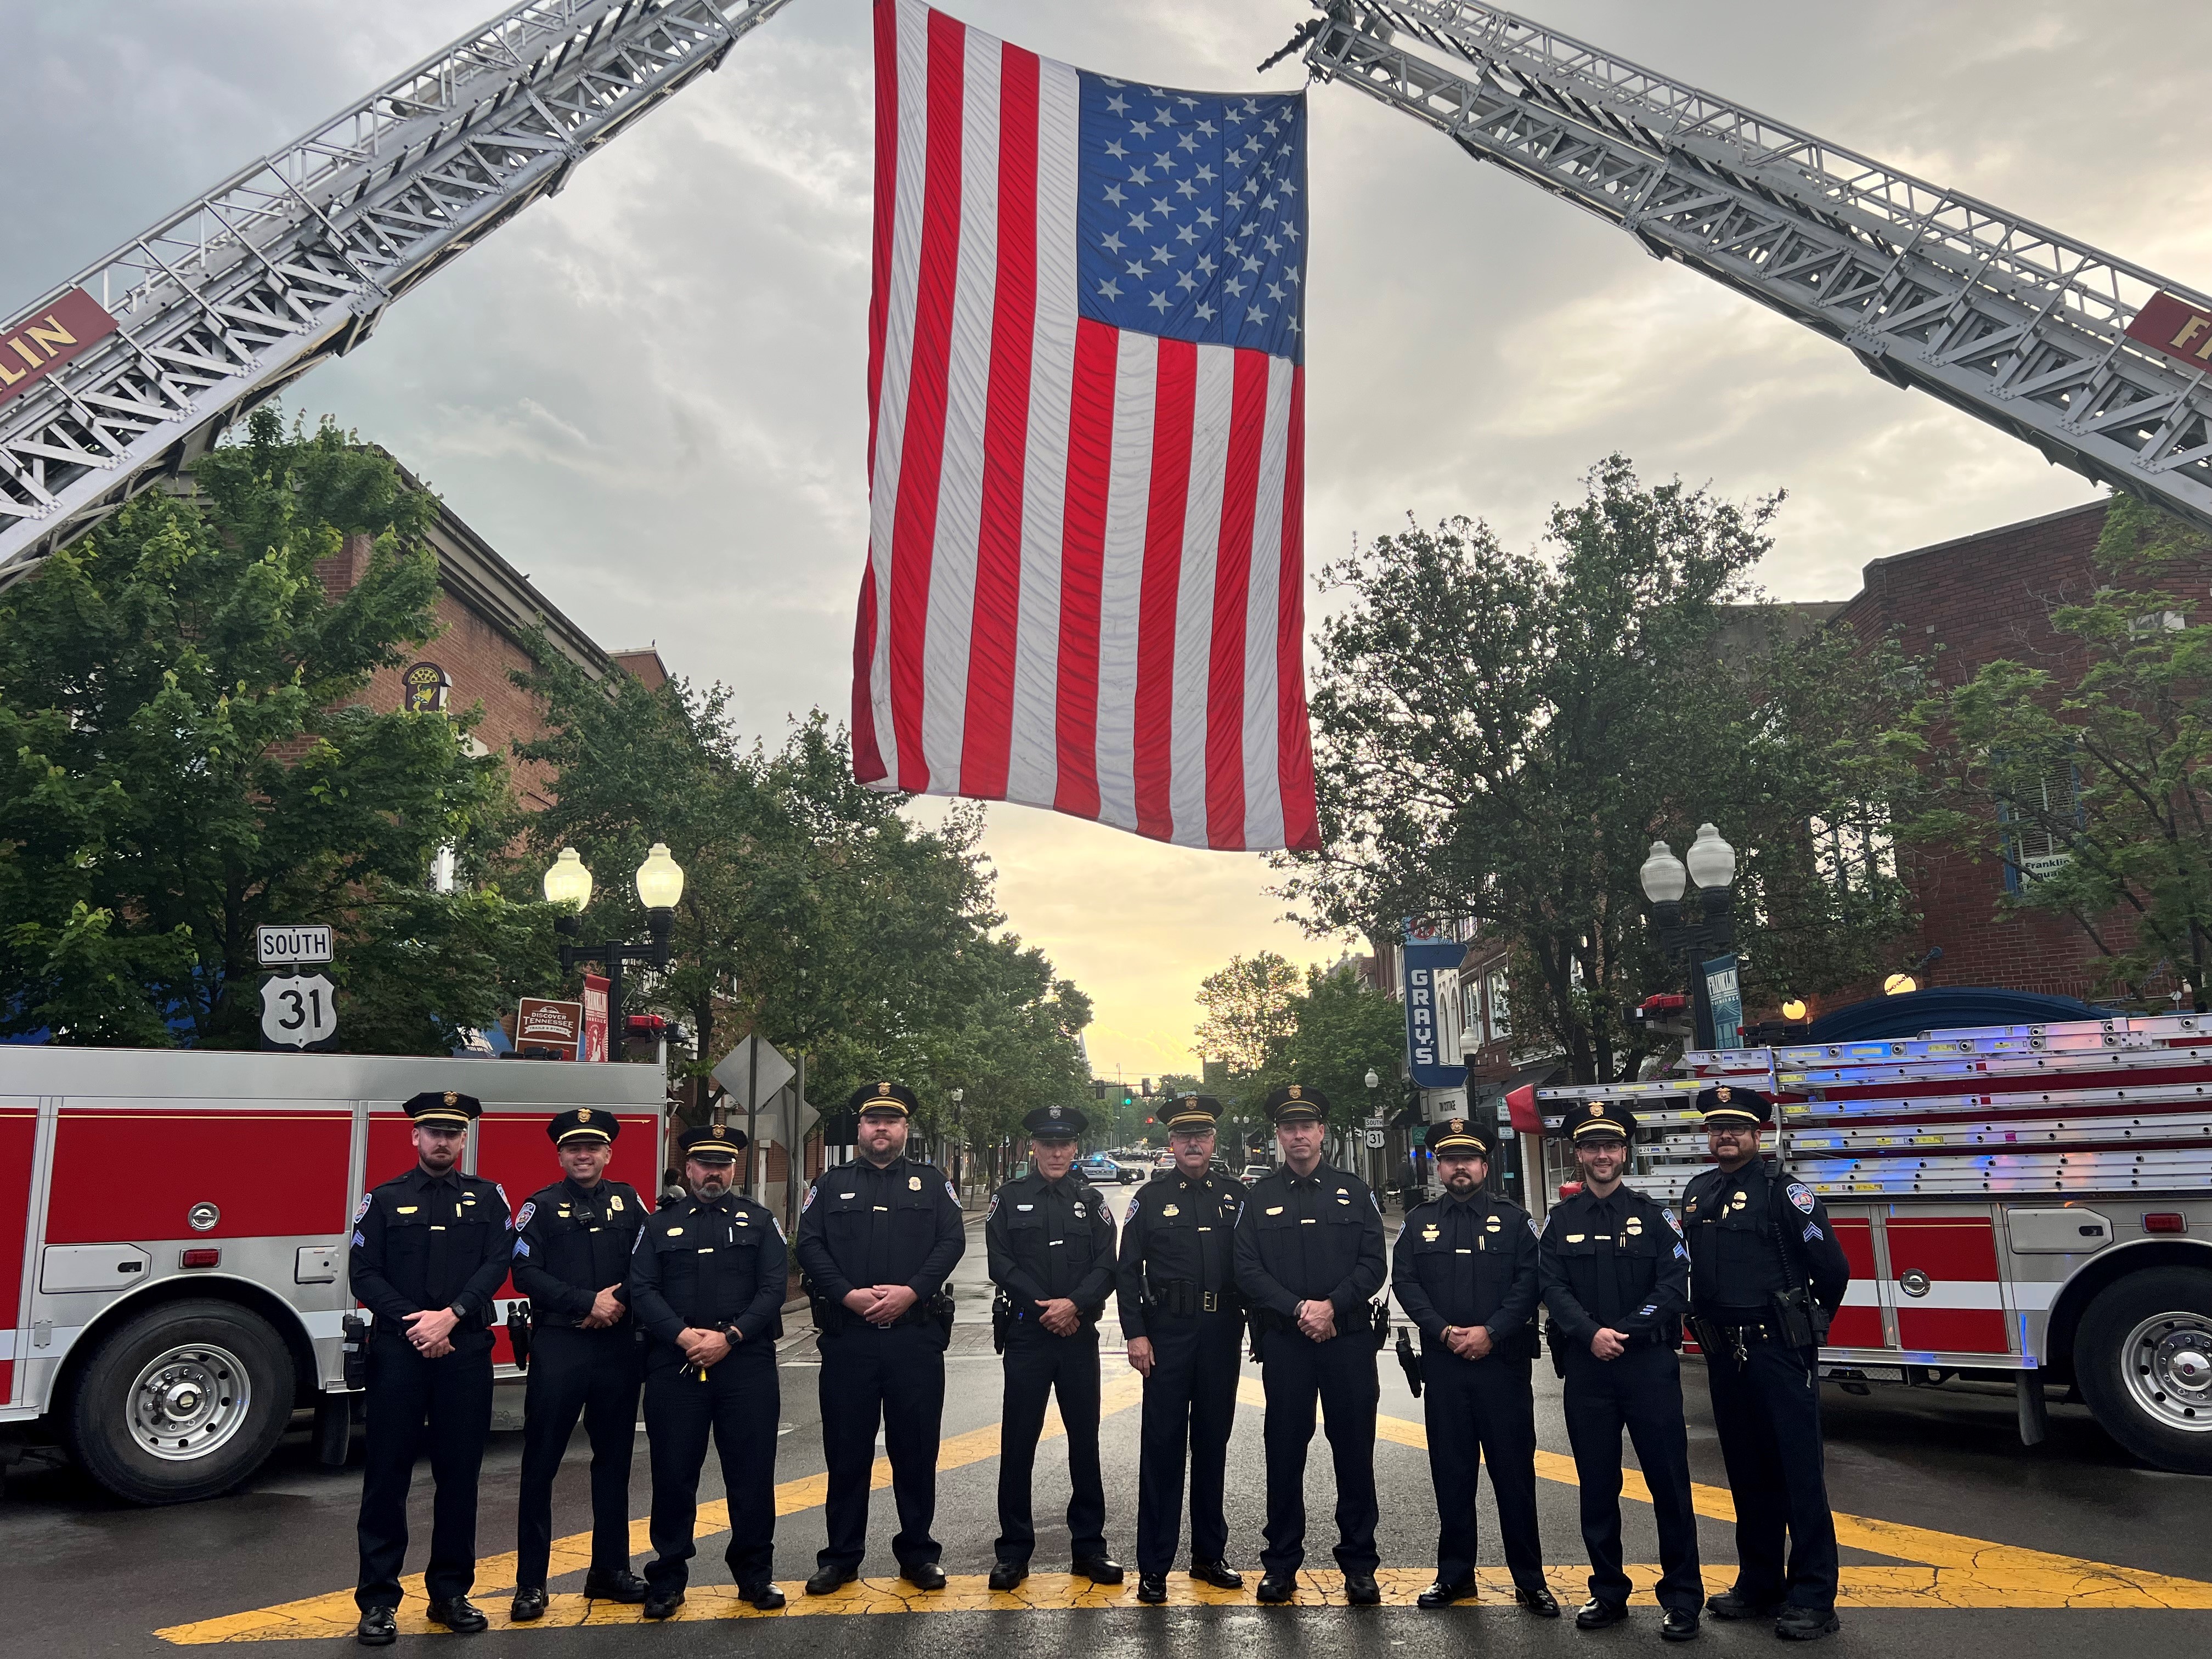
[1516,1583,1561,1617]
[1661,1607,1700,1643]
[1256,1572,1298,1604]
[642,1592,685,1621]
[1137,1573,1169,1603]
[356,1608,397,1647]
[1577,1599,1629,1629]
[740,1583,786,1611]
[509,1588,548,1623]
[1344,1573,1383,1606]
[988,1561,1028,1592]
[1705,1590,1784,1621]
[805,1566,858,1597]
[426,1598,487,1634]
[1190,1560,1244,1590]
[1775,1607,1841,1642]
[1074,1557,1125,1585]
[902,1561,948,1592]
[584,1569,650,1603]
[1418,1576,1476,1609]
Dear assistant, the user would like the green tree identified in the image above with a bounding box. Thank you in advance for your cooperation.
[1193,950,1301,1074]
[1891,495,2212,1005]
[1279,456,1918,1082]
[0,410,549,1051]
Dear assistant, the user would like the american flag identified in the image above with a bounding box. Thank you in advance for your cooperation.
[851,0,1319,852]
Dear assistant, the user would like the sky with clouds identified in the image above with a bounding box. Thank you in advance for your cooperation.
[10,1,2212,1080]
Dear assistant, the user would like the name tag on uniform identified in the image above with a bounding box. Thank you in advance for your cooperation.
[396,1206,418,1215]
[1300,1218,1317,1226]
[1266,1206,1285,1216]
[1456,1248,1471,1255]
[839,1192,855,1200]
[667,1227,684,1236]
[1566,1233,1585,1243]
[1017,1204,1035,1211]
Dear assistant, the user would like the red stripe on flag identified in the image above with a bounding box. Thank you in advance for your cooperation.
[957,41,1040,802]
[1204,348,1269,849]
[850,561,887,782]
[886,7,969,792]
[1133,338,1197,842]
[1275,365,1319,851]
[865,0,899,468]
[1053,317,1119,819]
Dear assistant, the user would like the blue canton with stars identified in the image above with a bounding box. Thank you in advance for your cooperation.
[1076,76,1306,365]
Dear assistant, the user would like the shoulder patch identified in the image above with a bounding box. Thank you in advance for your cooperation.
[495,1182,509,1205]
[1673,1243,1689,1260]
[353,1193,373,1224]
[946,1179,960,1205]
[1803,1221,1824,1243]
[988,1193,1000,1219]
[772,1217,786,1241]
[1787,1181,1816,1214]
[351,1231,365,1248]
[802,1183,817,1212]
[512,1239,531,1259]
[1528,1215,1542,1240]
[515,1200,536,1230]
[1662,1205,1683,1235]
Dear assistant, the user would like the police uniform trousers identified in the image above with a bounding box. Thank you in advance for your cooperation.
[1421,1346,1543,1589]
[1703,1338,1839,1611]
[1256,1326,1380,1576]
[643,1347,780,1593]
[995,1321,1105,1564]
[356,1337,495,1612]
[515,1329,644,1590]
[1560,1344,1702,1611]
[816,1321,945,1571]
[1135,1311,1243,1576]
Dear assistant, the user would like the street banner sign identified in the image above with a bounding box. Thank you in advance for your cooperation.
[261,973,338,1048]
[1704,953,1745,1049]
[713,1035,794,1109]
[256,924,332,965]
[580,974,609,1062]
[515,997,582,1060]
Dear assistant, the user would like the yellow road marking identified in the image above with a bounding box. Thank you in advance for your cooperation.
[159,1368,2211,1641]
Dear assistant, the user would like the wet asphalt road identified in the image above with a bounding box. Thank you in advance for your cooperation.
[4,1182,2207,1658]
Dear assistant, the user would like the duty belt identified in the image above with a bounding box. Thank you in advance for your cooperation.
[1692,1312,1785,1365]
[1148,1279,1235,1316]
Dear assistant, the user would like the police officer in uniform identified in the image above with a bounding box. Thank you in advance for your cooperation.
[1539,1098,1702,1641]
[984,1103,1122,1590]
[792,1082,966,1595]
[1391,1118,1558,1617]
[1116,1094,1247,1603]
[627,1121,790,1618]
[1233,1084,1387,1605]
[1681,1087,1852,1642]
[509,1107,651,1620]
[349,1091,514,1645]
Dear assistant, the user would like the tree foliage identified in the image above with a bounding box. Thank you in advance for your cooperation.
[1891,495,2212,1005]
[1190,953,1407,1132]
[1193,951,1301,1073]
[0,410,549,1051]
[1278,456,1919,1082]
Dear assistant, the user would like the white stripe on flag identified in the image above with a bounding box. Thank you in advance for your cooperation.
[1005,56,1081,809]
[1092,329,1158,834]
[1240,356,1295,849]
[919,25,1003,792]
[1169,344,1237,847]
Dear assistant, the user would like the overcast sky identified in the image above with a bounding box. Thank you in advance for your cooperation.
[11,1,2212,1080]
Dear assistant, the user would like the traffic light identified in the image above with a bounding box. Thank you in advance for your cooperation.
[1142,1077,1153,1097]
[1091,1079,1107,1099]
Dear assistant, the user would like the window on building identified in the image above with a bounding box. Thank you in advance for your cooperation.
[2001,765,2080,893]
[1486,970,1510,1042]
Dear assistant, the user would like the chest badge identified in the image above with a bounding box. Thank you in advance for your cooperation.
[610,1194,624,1212]
[1162,1204,1180,1217]
[1421,1227,1440,1241]
[1567,1233,1586,1243]
[1625,1216,1644,1235]
[908,1175,923,1191]
[1073,1203,1086,1217]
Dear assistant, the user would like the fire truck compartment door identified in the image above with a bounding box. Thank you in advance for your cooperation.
[41,1243,152,1293]
[2006,1207,2113,1254]
[296,1245,341,1284]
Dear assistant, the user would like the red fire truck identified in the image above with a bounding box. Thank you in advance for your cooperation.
[1514,1012,2212,1475]
[0,1047,666,1503]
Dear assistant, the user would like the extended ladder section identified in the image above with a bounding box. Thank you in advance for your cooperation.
[1534,1013,2212,1202]
[0,0,795,588]
[1303,1,2212,539]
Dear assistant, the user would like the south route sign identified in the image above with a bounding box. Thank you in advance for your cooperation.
[260,973,338,1049]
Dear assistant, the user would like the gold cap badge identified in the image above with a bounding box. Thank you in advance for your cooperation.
[444,1091,459,1107]
[1288,1085,1302,1099]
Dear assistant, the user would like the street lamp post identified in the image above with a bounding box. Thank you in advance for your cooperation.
[1638,823,1739,1051]
[949,1087,964,1190]
[541,842,687,1060]
[1363,1065,1383,1198]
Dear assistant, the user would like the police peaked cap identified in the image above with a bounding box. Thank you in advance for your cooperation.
[1263,1083,1330,1123]
[1430,1116,1493,1158]
[678,1121,748,1161]
[848,1079,920,1118]
[1695,1084,1771,1126]
[1566,1097,1637,1141]
[547,1106,619,1145]
[1164,1093,1223,1131]
[1023,1102,1088,1139]
[405,1090,481,1129]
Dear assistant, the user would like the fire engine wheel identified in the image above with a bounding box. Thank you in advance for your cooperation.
[67,1299,294,1504]
[2076,1267,2212,1476]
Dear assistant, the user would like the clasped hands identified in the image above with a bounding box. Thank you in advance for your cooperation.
[843,1284,922,1326]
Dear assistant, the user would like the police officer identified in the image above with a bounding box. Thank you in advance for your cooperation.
[1539,1098,1702,1641]
[792,1082,966,1595]
[509,1108,650,1621]
[1232,1084,1387,1606]
[1391,1117,1558,1617]
[349,1091,514,1645]
[627,1121,790,1618]
[1681,1087,1852,1642]
[984,1102,1122,1590]
[1116,1093,1247,1604]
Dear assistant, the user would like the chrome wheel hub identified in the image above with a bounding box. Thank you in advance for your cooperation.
[2122,1312,2212,1434]
[127,1342,252,1462]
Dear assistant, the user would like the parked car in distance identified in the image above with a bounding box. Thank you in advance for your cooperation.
[1239,1163,1271,1183]
[1152,1149,1176,1173]
[1076,1152,1125,1184]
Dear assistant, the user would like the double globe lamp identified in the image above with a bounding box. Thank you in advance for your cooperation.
[540,843,686,1056]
